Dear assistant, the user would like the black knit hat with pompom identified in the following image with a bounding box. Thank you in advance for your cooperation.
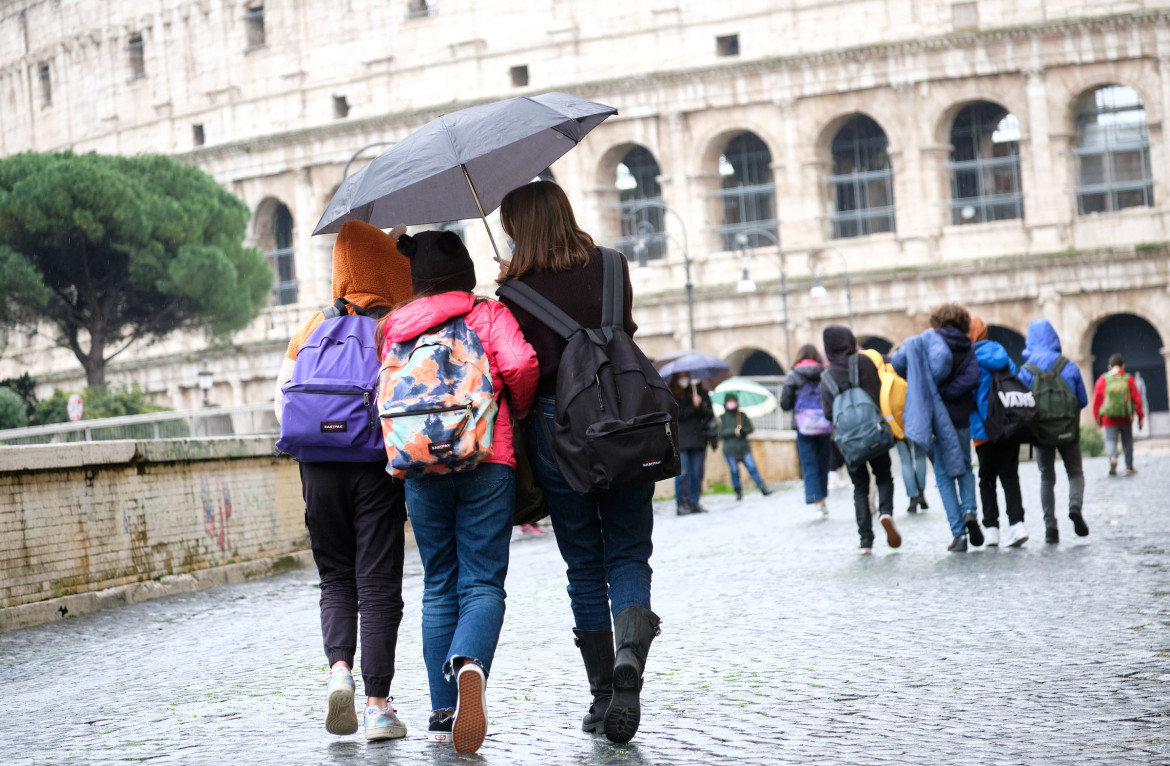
[395,230,477,295]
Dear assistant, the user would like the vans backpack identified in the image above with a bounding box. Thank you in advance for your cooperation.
[276,298,384,462]
[377,309,497,479]
[821,354,896,465]
[860,348,908,440]
[496,248,680,494]
[982,368,1036,443]
[1101,371,1134,419]
[1023,356,1080,448]
[793,381,832,436]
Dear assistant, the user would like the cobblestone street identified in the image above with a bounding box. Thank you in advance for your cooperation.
[3,452,1169,765]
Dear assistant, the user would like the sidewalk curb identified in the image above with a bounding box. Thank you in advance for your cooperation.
[0,550,315,635]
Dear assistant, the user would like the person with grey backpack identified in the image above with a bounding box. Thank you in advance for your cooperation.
[819,325,901,554]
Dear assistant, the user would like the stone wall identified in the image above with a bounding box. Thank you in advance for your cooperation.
[0,438,308,609]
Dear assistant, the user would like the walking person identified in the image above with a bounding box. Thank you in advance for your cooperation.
[820,325,901,553]
[1092,353,1145,476]
[968,316,1029,547]
[1016,319,1090,544]
[497,180,662,745]
[896,440,929,514]
[892,304,981,552]
[780,344,831,515]
[670,373,714,515]
[718,393,773,501]
[379,230,539,753]
[273,221,413,741]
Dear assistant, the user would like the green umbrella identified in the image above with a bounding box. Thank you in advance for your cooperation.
[710,378,778,418]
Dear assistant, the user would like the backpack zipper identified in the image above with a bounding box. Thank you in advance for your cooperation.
[383,402,474,419]
[290,389,376,430]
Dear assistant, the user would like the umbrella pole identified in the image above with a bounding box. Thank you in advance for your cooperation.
[462,165,503,263]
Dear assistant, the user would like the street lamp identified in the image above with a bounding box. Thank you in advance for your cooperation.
[630,230,657,283]
[342,141,396,180]
[809,247,853,330]
[733,228,790,371]
[621,201,695,350]
[197,363,214,407]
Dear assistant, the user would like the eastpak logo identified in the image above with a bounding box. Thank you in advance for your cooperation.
[642,459,662,469]
[320,421,347,433]
[997,391,1035,408]
[428,440,454,455]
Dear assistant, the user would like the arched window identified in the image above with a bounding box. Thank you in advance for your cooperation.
[715,132,776,250]
[1075,85,1154,214]
[255,199,297,305]
[827,115,895,238]
[615,146,665,260]
[1091,314,1167,415]
[987,325,1026,366]
[949,102,1023,224]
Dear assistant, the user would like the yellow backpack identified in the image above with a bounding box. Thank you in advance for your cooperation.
[860,349,907,440]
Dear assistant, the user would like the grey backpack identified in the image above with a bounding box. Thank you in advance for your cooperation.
[821,354,896,465]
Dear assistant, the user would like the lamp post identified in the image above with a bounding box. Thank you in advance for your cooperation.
[733,228,790,371]
[809,247,853,330]
[342,141,396,180]
[621,201,695,350]
[197,363,214,408]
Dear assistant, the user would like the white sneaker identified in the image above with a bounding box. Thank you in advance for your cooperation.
[325,666,359,736]
[364,705,407,741]
[984,526,1000,547]
[1005,522,1029,548]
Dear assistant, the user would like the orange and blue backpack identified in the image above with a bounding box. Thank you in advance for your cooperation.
[376,310,497,479]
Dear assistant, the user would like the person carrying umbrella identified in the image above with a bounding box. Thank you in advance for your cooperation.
[669,372,716,515]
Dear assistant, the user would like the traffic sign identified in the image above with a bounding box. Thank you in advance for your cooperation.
[67,393,84,422]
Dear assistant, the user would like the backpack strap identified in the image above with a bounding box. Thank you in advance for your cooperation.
[821,369,840,398]
[1049,356,1069,377]
[598,247,625,344]
[496,276,609,347]
[1023,363,1044,379]
[848,354,860,388]
[322,297,368,319]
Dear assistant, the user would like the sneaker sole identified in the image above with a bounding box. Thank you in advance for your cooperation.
[605,663,641,744]
[428,730,452,744]
[325,685,359,736]
[1007,533,1029,548]
[880,516,901,548]
[452,669,487,754]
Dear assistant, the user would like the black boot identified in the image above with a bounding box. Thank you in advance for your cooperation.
[734,486,743,501]
[758,483,772,496]
[605,606,661,744]
[573,629,613,734]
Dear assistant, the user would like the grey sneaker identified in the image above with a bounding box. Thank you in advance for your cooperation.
[948,534,968,553]
[325,667,359,736]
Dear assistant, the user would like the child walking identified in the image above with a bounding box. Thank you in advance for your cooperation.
[717,393,772,500]
[379,230,538,754]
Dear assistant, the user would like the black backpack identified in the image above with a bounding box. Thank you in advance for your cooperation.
[981,368,1036,443]
[496,248,681,494]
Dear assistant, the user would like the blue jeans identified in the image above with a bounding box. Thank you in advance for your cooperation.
[405,462,514,712]
[930,428,977,537]
[723,451,765,493]
[529,398,654,631]
[794,432,832,503]
[896,439,928,499]
[674,447,706,507]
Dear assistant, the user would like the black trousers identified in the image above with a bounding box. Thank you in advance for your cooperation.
[847,452,894,547]
[974,441,1024,528]
[301,461,407,698]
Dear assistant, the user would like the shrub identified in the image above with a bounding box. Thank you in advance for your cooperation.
[0,387,27,429]
[31,384,168,425]
[1080,423,1104,457]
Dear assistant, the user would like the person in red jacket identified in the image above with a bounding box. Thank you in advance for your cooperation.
[1092,352,1145,476]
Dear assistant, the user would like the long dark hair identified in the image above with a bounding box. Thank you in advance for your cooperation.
[794,344,823,365]
[498,181,595,280]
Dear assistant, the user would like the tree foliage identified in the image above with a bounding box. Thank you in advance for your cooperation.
[31,384,168,426]
[0,387,25,429]
[0,152,272,386]
[0,372,37,420]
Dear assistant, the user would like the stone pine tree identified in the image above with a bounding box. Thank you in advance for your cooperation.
[0,152,272,387]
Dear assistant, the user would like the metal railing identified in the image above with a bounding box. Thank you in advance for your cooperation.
[0,404,279,446]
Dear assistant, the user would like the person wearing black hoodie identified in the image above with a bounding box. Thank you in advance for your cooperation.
[819,325,901,553]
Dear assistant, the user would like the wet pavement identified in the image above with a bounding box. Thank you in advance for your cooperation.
[2,452,1169,765]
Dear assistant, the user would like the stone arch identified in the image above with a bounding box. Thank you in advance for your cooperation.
[253,196,298,305]
[598,144,666,260]
[933,96,1026,146]
[726,347,785,376]
[987,324,1026,365]
[1064,79,1156,133]
[697,126,781,178]
[821,113,896,239]
[1089,313,1167,414]
[701,129,779,251]
[1069,83,1154,214]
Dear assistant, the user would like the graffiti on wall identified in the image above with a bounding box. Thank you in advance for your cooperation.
[200,476,232,551]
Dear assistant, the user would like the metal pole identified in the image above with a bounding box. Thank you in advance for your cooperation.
[622,200,694,349]
[780,249,791,370]
[462,165,504,262]
[342,141,396,180]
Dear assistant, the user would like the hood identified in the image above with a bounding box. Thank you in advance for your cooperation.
[822,325,857,365]
[936,327,972,356]
[1023,319,1061,359]
[384,292,477,343]
[973,339,1011,372]
[968,316,988,344]
[788,362,823,384]
[332,220,413,309]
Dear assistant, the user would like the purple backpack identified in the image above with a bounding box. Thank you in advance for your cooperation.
[276,299,385,462]
[793,381,832,436]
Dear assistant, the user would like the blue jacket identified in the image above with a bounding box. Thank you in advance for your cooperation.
[1015,319,1089,409]
[891,330,968,478]
[969,340,1018,441]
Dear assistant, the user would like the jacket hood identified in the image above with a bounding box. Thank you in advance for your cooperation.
[788,362,823,384]
[973,339,1011,372]
[969,316,988,343]
[384,292,477,342]
[936,326,972,354]
[1023,319,1061,358]
[822,325,857,365]
[332,220,413,308]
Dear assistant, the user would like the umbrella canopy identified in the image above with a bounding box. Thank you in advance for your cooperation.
[710,378,779,418]
[656,352,730,382]
[313,92,617,252]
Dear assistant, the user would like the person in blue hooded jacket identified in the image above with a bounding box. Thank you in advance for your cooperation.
[967,317,1029,548]
[1016,318,1090,544]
